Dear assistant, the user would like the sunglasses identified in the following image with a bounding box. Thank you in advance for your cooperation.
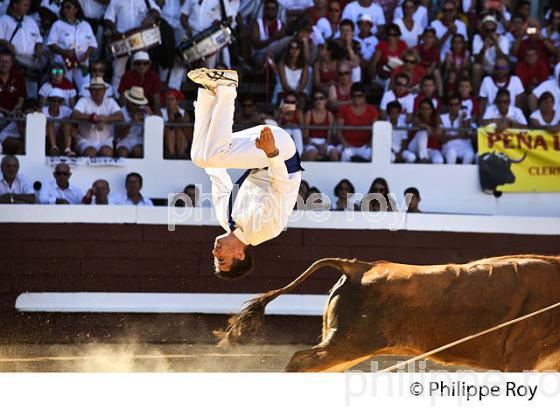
[51,68,64,75]
[338,71,350,75]
[55,172,70,176]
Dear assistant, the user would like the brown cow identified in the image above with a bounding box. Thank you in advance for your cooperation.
[215,254,560,372]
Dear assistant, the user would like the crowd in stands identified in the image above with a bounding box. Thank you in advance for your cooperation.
[0,0,559,210]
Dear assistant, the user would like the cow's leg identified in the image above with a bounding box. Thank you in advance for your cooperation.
[285,344,374,372]
[534,351,560,371]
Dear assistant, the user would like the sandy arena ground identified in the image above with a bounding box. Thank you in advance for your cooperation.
[0,343,470,372]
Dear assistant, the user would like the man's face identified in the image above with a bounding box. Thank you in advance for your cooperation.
[48,97,64,111]
[241,99,256,116]
[459,81,472,98]
[90,87,106,104]
[327,2,341,21]
[133,60,150,76]
[483,22,497,36]
[496,95,510,115]
[448,98,461,115]
[442,2,456,21]
[93,180,110,200]
[1,158,18,180]
[54,164,71,188]
[126,176,142,196]
[13,0,31,16]
[340,24,353,40]
[0,55,13,75]
[358,20,372,35]
[212,233,244,272]
[524,49,538,65]
[419,102,432,118]
[388,107,400,122]
[264,2,278,19]
[540,97,554,113]
[394,78,409,97]
[422,31,436,46]
[421,80,436,97]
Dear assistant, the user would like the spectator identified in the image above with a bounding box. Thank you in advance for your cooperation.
[413,75,441,112]
[404,186,421,213]
[529,92,560,133]
[281,0,315,25]
[250,0,286,66]
[393,0,429,30]
[362,177,394,212]
[392,49,425,91]
[513,20,557,71]
[308,0,329,24]
[274,39,309,105]
[161,88,191,159]
[234,95,265,130]
[0,155,35,203]
[184,184,198,207]
[387,100,415,163]
[113,172,153,206]
[481,88,527,132]
[116,86,151,158]
[336,82,378,162]
[332,19,362,72]
[514,0,531,21]
[443,33,470,93]
[71,77,124,157]
[332,178,356,211]
[47,0,97,92]
[516,47,550,94]
[118,51,161,114]
[440,94,475,164]
[380,73,414,119]
[303,90,338,161]
[505,14,528,65]
[407,98,443,164]
[458,78,479,123]
[315,0,341,41]
[274,92,304,154]
[0,98,41,155]
[478,56,524,118]
[414,27,441,81]
[38,63,77,107]
[82,179,111,205]
[295,179,310,209]
[0,50,25,118]
[369,23,407,80]
[43,88,74,156]
[79,60,113,98]
[39,162,83,204]
[341,0,385,36]
[328,61,353,111]
[355,14,378,63]
[529,72,560,114]
[477,0,512,35]
[306,185,330,210]
[104,0,161,95]
[472,15,510,93]
[394,0,423,48]
[313,40,345,94]
[542,8,560,50]
[430,0,468,60]
[0,0,43,97]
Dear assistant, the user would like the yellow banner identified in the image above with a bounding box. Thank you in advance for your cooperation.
[477,127,560,192]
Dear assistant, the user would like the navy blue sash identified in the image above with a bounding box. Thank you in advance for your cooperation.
[228,151,303,231]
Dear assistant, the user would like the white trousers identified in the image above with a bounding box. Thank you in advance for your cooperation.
[442,139,475,164]
[407,130,444,164]
[191,87,296,169]
[339,145,372,162]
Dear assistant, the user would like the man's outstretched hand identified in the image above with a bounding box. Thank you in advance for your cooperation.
[256,126,279,158]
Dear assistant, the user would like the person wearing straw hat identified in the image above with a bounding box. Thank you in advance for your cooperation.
[71,76,123,157]
[43,88,74,157]
[118,51,161,113]
[115,86,151,158]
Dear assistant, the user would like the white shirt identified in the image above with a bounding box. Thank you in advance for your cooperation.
[42,105,73,134]
[0,14,42,56]
[393,4,428,29]
[380,90,414,114]
[440,112,471,139]
[38,82,77,106]
[0,122,21,143]
[479,75,524,106]
[104,0,161,34]
[161,0,183,30]
[79,0,107,20]
[391,114,408,152]
[482,104,527,125]
[39,179,84,204]
[121,107,144,139]
[47,19,98,67]
[430,19,468,59]
[278,0,313,10]
[181,0,240,35]
[206,155,301,246]
[472,34,511,73]
[0,2,9,16]
[0,173,34,195]
[530,109,560,126]
[394,18,422,48]
[354,32,378,61]
[112,192,153,206]
[74,96,122,142]
[314,17,339,41]
[532,79,560,113]
[342,1,386,33]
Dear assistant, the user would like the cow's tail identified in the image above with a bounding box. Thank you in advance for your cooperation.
[214,258,370,346]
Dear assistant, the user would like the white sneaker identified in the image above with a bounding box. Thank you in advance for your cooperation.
[187,68,238,90]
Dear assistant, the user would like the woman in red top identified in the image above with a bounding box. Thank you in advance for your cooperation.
[443,33,471,94]
[313,40,345,94]
[303,90,338,161]
[336,83,379,162]
[369,23,408,80]
[327,61,353,112]
[407,98,444,163]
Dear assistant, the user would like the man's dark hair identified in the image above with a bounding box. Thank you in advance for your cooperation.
[538,91,555,106]
[447,93,461,105]
[387,100,402,112]
[395,73,410,85]
[350,82,365,95]
[339,18,355,30]
[495,88,510,101]
[421,74,436,86]
[126,172,143,187]
[404,187,420,198]
[0,49,14,60]
[422,27,436,36]
[334,178,355,196]
[216,245,255,280]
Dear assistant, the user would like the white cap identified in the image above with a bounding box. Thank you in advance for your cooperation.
[47,88,65,99]
[481,15,498,26]
[133,51,150,62]
[358,13,373,24]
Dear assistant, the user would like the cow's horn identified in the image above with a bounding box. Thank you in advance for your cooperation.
[510,151,528,164]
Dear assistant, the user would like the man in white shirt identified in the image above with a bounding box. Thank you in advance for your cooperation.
[529,75,560,114]
[112,172,153,206]
[104,0,161,95]
[187,67,303,279]
[39,162,84,204]
[440,95,475,164]
[71,77,124,157]
[481,89,527,131]
[342,0,385,36]
[429,0,467,60]
[0,155,35,203]
[380,73,415,119]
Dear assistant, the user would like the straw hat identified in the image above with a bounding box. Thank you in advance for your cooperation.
[124,86,148,105]
[86,77,107,89]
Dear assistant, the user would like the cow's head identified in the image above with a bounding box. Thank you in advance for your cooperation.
[478,151,527,196]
